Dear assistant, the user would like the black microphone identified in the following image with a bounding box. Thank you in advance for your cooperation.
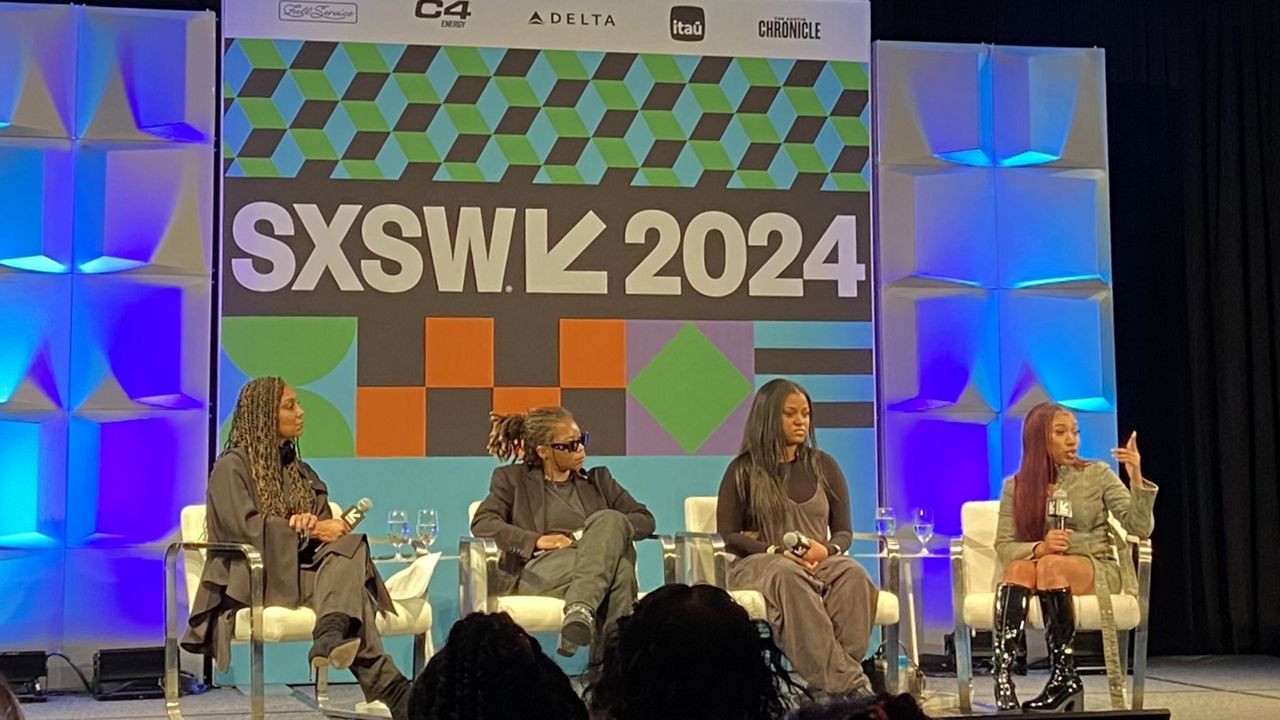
[782,531,812,556]
[341,497,373,529]
[1047,488,1072,531]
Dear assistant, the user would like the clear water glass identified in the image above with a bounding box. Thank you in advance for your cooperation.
[387,511,410,560]
[875,506,896,538]
[417,508,439,553]
[913,508,934,555]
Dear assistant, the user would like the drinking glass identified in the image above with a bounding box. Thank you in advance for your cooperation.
[416,508,439,554]
[912,508,935,555]
[387,511,410,560]
[875,506,896,538]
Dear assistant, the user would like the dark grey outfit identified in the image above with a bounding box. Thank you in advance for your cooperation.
[470,464,655,644]
[717,451,878,694]
[182,449,406,707]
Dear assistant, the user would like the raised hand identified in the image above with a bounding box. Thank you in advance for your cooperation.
[1111,431,1144,486]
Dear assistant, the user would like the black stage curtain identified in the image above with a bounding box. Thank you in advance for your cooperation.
[873,0,1280,655]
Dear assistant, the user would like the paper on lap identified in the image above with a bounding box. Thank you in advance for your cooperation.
[384,552,442,600]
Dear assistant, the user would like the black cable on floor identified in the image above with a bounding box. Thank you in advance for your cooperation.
[44,652,94,694]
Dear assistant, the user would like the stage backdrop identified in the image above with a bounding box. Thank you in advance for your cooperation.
[220,0,875,680]
[0,3,215,681]
[874,41,1116,646]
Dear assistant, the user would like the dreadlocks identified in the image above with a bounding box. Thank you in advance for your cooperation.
[224,377,315,518]
[485,407,574,465]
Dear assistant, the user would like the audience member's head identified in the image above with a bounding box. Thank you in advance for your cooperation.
[408,611,586,720]
[0,674,24,720]
[789,693,930,720]
[586,583,799,720]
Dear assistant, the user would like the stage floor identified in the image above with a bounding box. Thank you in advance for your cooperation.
[18,655,1280,718]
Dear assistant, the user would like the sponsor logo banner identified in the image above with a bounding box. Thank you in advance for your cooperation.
[225,0,870,62]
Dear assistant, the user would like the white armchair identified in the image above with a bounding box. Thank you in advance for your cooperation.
[164,503,434,720]
[950,500,1153,712]
[457,501,676,631]
[673,496,904,692]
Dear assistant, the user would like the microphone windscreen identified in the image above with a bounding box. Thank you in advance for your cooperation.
[783,531,800,549]
[356,497,373,512]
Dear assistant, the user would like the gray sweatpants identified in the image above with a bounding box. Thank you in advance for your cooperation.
[730,553,877,694]
[304,539,407,707]
[513,509,639,649]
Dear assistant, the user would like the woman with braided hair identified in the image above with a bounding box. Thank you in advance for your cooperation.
[408,612,587,720]
[182,377,412,720]
[470,406,655,657]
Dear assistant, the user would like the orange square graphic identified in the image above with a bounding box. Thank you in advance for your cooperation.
[425,317,494,387]
[559,319,626,388]
[356,387,426,457]
[492,387,562,415]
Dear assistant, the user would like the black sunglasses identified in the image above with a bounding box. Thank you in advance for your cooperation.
[548,432,590,453]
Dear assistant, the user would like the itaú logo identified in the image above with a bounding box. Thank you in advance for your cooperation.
[669,6,704,41]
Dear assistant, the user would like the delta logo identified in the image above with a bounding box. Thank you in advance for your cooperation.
[528,10,616,27]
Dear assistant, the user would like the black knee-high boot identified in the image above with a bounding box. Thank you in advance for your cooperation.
[1023,588,1084,712]
[382,674,412,720]
[309,613,360,669]
[993,584,1031,711]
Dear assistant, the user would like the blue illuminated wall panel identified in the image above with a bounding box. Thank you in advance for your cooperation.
[0,5,75,138]
[0,4,214,671]
[874,41,1115,644]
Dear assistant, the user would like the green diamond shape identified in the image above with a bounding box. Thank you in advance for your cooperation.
[629,325,751,453]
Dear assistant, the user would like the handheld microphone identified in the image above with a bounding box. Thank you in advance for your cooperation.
[341,497,373,529]
[1047,488,1072,531]
[782,531,812,556]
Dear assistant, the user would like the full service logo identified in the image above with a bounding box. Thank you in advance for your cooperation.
[415,0,472,28]
[670,6,704,41]
[758,16,822,40]
[279,1,357,23]
[528,10,616,27]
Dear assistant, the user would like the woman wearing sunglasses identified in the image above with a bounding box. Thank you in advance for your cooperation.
[471,406,655,657]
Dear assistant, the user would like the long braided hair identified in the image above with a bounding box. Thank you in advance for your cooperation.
[485,407,575,467]
[224,377,315,518]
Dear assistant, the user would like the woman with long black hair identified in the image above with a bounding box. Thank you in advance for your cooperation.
[716,378,879,698]
[182,377,412,720]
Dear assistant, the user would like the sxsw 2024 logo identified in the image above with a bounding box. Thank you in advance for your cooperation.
[670,6,704,41]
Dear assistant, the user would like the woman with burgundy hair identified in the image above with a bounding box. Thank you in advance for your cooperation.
[990,402,1156,712]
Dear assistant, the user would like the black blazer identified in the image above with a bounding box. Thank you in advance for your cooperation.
[471,463,655,584]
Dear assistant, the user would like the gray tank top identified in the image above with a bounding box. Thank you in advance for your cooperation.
[771,479,831,547]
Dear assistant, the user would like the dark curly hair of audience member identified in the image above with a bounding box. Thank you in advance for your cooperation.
[409,612,586,720]
[0,674,24,720]
[585,583,802,720]
[789,692,930,720]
